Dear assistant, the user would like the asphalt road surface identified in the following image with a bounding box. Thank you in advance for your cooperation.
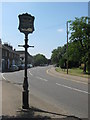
[2,66,88,119]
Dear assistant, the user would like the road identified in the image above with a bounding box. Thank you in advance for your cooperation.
[2,66,88,119]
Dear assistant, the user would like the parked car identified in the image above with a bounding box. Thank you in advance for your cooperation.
[9,65,19,72]
[29,64,33,68]
[18,64,24,70]
[27,64,33,68]
[18,64,25,70]
[21,64,25,69]
[17,64,33,70]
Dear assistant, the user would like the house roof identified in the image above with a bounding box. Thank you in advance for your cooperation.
[2,44,19,55]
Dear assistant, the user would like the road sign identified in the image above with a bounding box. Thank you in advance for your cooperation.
[18,13,35,34]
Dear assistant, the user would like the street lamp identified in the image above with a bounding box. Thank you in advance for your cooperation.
[18,13,35,109]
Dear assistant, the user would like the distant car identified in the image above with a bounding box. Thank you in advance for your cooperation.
[10,65,19,72]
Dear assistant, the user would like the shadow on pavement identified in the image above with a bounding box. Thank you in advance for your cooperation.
[1,106,84,120]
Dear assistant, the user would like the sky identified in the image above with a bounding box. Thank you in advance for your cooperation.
[0,2,88,59]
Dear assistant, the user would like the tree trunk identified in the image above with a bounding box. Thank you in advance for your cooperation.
[83,63,86,73]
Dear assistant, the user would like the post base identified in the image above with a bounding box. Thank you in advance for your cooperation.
[22,90,29,109]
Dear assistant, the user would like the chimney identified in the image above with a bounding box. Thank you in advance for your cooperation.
[4,43,13,50]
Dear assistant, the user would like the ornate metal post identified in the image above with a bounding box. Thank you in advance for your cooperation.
[22,33,29,109]
[18,13,35,109]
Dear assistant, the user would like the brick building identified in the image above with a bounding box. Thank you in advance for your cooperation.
[1,42,20,72]
[0,39,34,72]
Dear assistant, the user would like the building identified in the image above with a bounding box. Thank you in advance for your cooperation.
[1,42,20,72]
[0,39,2,72]
[16,51,34,65]
[0,39,34,72]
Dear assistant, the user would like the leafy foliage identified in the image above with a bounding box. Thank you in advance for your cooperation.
[51,17,89,73]
[51,45,67,68]
[33,54,48,66]
[69,17,89,72]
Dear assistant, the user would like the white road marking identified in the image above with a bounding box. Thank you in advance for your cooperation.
[36,76,48,82]
[56,83,89,94]
[29,71,33,76]
[1,73,22,85]
[0,73,2,81]
[47,69,87,85]
[1,73,6,80]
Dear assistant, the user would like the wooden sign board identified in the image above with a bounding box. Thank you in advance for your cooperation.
[18,13,35,34]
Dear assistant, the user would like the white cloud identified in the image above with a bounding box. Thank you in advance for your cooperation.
[57,28,64,32]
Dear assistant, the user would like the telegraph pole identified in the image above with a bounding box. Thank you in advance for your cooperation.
[67,21,68,74]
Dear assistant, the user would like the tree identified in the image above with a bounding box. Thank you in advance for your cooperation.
[51,45,67,67]
[69,17,89,73]
[68,42,81,67]
[33,54,47,66]
[51,48,59,65]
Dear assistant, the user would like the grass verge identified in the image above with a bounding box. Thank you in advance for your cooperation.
[55,67,88,78]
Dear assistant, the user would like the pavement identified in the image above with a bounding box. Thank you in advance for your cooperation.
[1,67,89,120]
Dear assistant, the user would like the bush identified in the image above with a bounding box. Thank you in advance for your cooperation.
[79,64,84,70]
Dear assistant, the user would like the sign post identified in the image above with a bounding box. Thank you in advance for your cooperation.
[18,13,35,109]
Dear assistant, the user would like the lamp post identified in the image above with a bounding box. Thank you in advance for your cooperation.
[18,13,35,109]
